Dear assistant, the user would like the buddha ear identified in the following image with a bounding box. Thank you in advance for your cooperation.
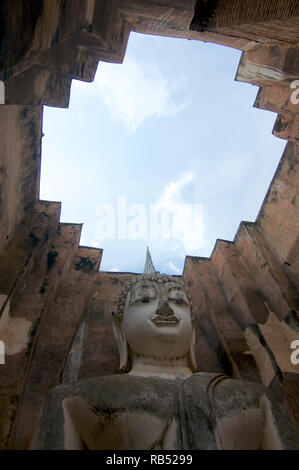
[187,321,198,373]
[112,312,129,372]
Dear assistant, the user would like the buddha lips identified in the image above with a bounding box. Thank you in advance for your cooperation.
[151,315,180,326]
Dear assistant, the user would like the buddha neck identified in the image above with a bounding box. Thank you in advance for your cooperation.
[128,352,193,379]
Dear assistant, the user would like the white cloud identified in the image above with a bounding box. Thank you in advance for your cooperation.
[167,261,181,275]
[152,172,206,253]
[94,57,189,132]
[155,172,195,208]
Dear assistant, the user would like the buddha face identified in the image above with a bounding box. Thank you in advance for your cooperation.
[121,279,193,360]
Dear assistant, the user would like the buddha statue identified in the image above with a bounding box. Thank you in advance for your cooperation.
[33,249,299,450]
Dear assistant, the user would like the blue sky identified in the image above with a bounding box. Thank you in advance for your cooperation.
[40,32,286,274]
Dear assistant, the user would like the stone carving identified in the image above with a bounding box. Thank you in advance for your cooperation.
[33,250,299,450]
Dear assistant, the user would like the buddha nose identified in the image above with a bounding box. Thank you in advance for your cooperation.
[156,299,174,317]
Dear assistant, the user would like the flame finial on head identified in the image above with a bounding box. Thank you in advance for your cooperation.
[143,246,157,275]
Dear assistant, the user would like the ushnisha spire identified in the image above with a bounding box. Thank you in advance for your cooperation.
[143,247,156,275]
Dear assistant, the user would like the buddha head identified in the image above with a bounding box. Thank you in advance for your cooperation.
[112,248,197,374]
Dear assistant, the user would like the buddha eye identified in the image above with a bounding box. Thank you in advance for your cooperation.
[169,297,187,305]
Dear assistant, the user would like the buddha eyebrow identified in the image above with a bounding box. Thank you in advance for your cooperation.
[137,284,156,291]
[129,287,157,305]
[167,287,186,294]
[168,291,188,300]
[132,285,157,296]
